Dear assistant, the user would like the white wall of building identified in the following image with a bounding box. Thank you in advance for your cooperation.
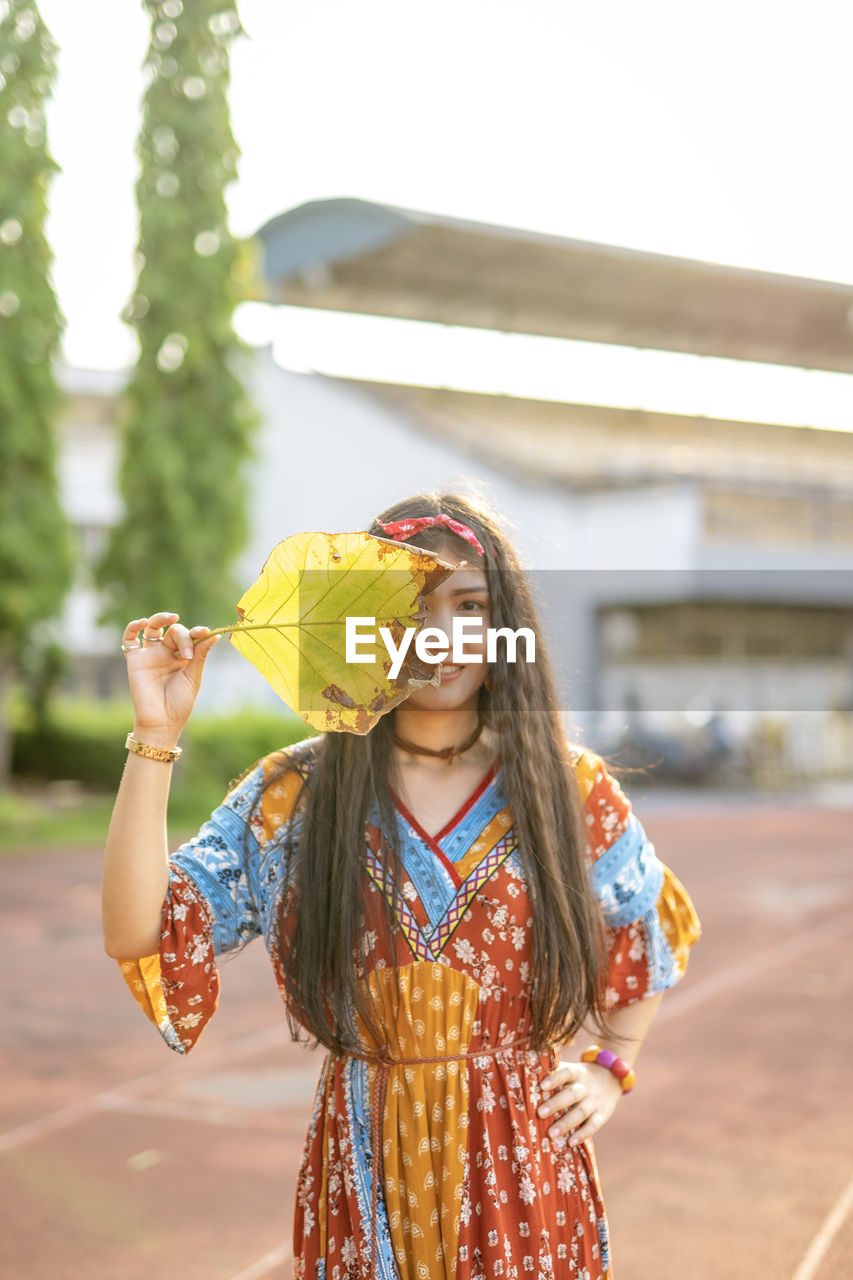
[562,482,701,572]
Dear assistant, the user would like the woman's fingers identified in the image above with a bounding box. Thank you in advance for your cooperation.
[548,1094,595,1135]
[163,624,218,663]
[161,623,194,661]
[146,611,180,628]
[185,627,220,663]
[538,1059,622,1144]
[122,617,152,645]
[564,1109,605,1146]
[540,1060,580,1090]
[166,626,220,670]
[122,613,180,649]
[538,1062,581,1112]
[121,616,219,666]
[538,1078,583,1117]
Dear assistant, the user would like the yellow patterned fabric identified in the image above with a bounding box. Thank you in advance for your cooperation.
[572,748,603,805]
[363,963,479,1278]
[657,865,702,974]
[119,953,167,1026]
[454,807,514,882]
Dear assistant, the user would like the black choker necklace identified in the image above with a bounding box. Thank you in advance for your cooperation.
[393,719,484,764]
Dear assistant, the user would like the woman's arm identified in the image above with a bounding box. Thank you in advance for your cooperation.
[565,991,665,1067]
[540,747,702,1145]
[102,611,219,960]
[102,745,175,959]
[592,990,664,1066]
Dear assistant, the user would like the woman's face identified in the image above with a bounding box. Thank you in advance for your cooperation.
[401,553,491,713]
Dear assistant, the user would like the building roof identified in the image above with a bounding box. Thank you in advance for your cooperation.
[329,376,853,494]
[255,198,853,373]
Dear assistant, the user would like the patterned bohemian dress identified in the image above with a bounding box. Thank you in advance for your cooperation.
[119,739,701,1280]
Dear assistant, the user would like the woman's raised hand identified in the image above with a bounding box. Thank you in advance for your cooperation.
[121,611,220,744]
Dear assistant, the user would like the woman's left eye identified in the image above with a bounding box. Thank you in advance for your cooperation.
[459,600,487,611]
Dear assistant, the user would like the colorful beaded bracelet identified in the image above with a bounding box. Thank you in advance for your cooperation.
[581,1044,636,1093]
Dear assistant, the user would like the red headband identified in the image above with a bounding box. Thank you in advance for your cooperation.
[376,515,486,558]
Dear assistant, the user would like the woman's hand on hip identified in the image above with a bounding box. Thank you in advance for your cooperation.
[121,611,220,740]
[537,1059,624,1146]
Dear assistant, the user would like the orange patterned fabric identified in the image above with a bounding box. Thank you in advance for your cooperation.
[117,742,701,1278]
[119,866,219,1054]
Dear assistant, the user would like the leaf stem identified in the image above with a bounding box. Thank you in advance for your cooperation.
[199,618,417,641]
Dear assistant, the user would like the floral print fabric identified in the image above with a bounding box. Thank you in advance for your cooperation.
[119,742,701,1279]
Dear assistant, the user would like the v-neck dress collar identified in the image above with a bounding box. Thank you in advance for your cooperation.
[390,763,498,885]
[368,763,511,944]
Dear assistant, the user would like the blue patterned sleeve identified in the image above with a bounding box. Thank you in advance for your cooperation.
[581,752,702,1009]
[169,760,266,956]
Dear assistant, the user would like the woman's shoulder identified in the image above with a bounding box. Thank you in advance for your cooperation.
[221,736,323,836]
[229,734,323,789]
[266,734,324,777]
[565,740,612,799]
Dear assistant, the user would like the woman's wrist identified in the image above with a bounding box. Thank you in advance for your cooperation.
[581,1044,636,1093]
[131,724,184,751]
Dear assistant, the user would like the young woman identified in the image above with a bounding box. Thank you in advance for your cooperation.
[103,491,701,1280]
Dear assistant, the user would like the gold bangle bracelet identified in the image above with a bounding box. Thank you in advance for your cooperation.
[125,732,182,763]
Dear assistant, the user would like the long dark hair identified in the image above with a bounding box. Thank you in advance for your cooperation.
[253,490,614,1056]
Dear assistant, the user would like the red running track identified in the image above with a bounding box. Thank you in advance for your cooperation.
[1,791,851,1279]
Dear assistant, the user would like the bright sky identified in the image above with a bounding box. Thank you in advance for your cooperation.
[37,0,853,429]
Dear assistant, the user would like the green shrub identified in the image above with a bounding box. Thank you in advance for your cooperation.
[13,701,130,788]
[181,708,312,796]
[12,699,312,795]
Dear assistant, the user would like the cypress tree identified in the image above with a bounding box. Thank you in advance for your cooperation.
[0,0,73,786]
[97,0,257,629]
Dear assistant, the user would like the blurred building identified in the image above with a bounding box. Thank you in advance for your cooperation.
[55,199,853,781]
